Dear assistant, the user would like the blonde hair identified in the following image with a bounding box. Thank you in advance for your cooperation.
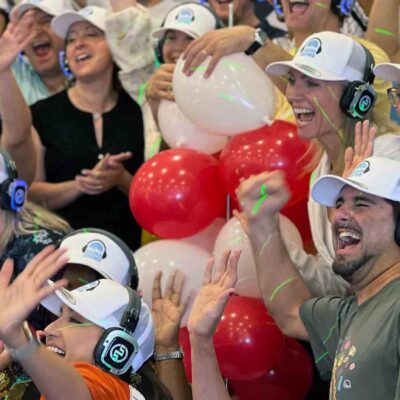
[0,201,70,252]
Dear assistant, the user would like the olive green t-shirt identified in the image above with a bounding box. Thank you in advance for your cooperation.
[300,278,400,399]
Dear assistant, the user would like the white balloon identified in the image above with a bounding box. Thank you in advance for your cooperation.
[213,215,303,298]
[173,52,276,136]
[135,240,211,327]
[182,217,225,252]
[158,100,228,154]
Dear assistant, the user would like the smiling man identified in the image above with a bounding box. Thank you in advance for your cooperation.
[236,156,400,399]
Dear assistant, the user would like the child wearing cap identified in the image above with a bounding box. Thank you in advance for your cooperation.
[0,247,175,400]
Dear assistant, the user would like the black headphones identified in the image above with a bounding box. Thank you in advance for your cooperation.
[395,217,400,247]
[94,286,142,375]
[155,2,224,63]
[0,150,27,213]
[60,228,139,290]
[339,45,376,120]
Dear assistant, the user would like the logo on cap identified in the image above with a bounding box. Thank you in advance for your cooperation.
[82,240,107,263]
[175,8,195,25]
[80,7,94,17]
[110,344,129,363]
[350,160,370,177]
[299,38,322,58]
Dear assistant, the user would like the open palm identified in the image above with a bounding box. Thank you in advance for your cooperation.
[151,270,185,349]
[0,247,68,341]
[187,250,240,338]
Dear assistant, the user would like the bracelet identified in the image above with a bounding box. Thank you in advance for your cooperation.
[5,322,40,362]
[154,346,184,361]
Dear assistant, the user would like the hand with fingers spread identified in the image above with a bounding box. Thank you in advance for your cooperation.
[343,119,376,178]
[0,11,36,73]
[187,250,241,339]
[236,170,290,229]
[0,246,68,345]
[151,270,186,352]
[182,27,255,78]
[145,64,175,102]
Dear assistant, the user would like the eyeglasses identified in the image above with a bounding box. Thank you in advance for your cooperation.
[387,87,400,108]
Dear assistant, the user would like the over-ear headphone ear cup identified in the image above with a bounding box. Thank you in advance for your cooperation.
[0,178,12,211]
[155,37,165,64]
[94,327,139,375]
[340,81,376,119]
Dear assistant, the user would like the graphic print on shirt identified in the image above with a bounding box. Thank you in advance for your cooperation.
[330,337,357,399]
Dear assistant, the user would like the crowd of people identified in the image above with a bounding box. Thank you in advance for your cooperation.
[0,0,400,399]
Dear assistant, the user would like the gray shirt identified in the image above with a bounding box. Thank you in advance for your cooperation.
[300,277,400,399]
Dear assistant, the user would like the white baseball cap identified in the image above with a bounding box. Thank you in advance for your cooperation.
[152,3,219,39]
[44,279,155,373]
[51,6,109,40]
[41,228,138,314]
[374,63,400,83]
[11,0,72,20]
[267,31,368,82]
[311,157,400,207]
[0,0,10,13]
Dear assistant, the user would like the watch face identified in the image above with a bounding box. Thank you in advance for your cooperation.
[256,28,268,44]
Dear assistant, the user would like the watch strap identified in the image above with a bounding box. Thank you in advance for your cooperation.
[154,346,184,361]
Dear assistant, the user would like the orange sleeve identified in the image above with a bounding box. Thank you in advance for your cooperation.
[40,363,130,400]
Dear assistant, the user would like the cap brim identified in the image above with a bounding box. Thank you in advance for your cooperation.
[11,4,48,20]
[311,175,373,207]
[52,11,87,39]
[266,60,345,81]
[152,26,198,40]
[374,63,400,83]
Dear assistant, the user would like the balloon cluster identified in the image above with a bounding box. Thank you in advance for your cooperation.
[129,53,317,399]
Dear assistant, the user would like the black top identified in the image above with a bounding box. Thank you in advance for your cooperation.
[31,90,144,250]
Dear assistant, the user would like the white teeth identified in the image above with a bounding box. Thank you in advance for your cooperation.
[76,54,90,61]
[32,41,49,49]
[338,230,361,240]
[289,0,309,4]
[47,346,66,356]
[293,107,314,115]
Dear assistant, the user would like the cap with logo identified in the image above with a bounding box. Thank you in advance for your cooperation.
[311,156,400,207]
[51,6,109,40]
[11,0,72,20]
[43,279,155,373]
[41,228,138,314]
[152,3,219,40]
[267,31,368,82]
[374,63,400,84]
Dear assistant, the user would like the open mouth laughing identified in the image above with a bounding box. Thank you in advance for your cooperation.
[336,227,362,252]
[289,0,310,15]
[293,107,315,126]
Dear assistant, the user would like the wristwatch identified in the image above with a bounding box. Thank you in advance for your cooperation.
[245,28,269,56]
[154,346,184,361]
[6,322,41,362]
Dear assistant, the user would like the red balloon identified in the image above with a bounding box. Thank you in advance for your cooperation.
[219,120,316,242]
[129,148,226,239]
[214,296,285,381]
[179,327,192,383]
[230,338,313,400]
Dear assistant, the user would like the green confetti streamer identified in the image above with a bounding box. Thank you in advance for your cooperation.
[252,184,268,215]
[57,323,95,331]
[315,351,329,364]
[313,97,344,142]
[374,28,396,37]
[259,234,272,257]
[315,1,328,8]
[137,82,148,106]
[217,92,236,102]
[323,317,340,344]
[148,136,162,159]
[190,65,207,72]
[269,277,295,302]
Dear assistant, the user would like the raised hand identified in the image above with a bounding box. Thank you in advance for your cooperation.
[236,170,291,228]
[182,27,254,78]
[0,340,11,370]
[343,119,376,178]
[0,11,36,73]
[0,247,68,343]
[151,270,186,351]
[145,64,175,102]
[187,250,240,338]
